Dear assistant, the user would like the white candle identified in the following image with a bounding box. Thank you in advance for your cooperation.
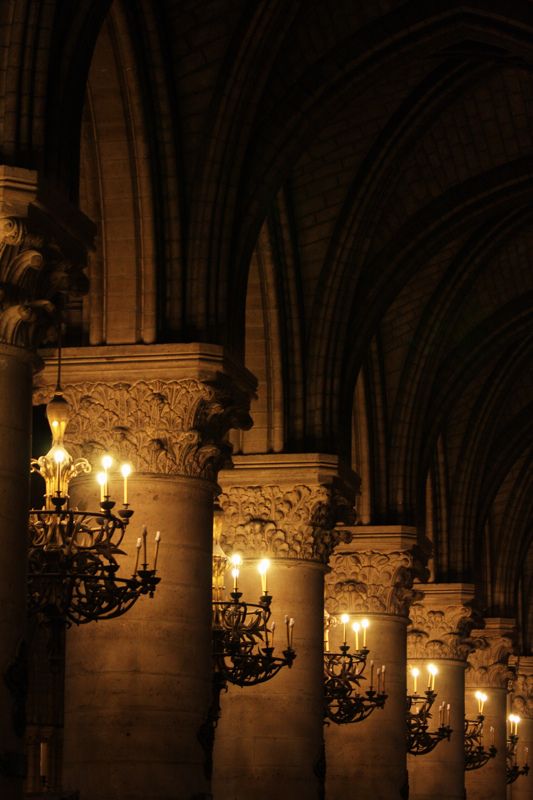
[120,463,132,504]
[134,537,141,574]
[258,558,270,594]
[361,618,369,647]
[153,531,161,570]
[340,613,349,645]
[102,454,113,496]
[352,621,360,650]
[411,667,420,694]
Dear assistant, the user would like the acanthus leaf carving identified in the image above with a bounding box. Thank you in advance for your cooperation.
[0,214,88,349]
[407,602,479,661]
[511,670,533,719]
[466,633,515,689]
[54,378,252,481]
[218,484,345,563]
[325,550,425,617]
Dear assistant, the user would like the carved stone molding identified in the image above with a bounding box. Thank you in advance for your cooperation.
[511,659,533,719]
[465,631,515,689]
[47,378,253,481]
[218,484,349,563]
[325,550,425,616]
[407,602,479,661]
[512,675,533,719]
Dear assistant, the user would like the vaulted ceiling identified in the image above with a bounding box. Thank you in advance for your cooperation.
[4,0,531,646]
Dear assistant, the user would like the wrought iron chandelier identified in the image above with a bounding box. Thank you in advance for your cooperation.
[406,665,452,755]
[211,506,296,688]
[506,714,530,784]
[323,613,387,725]
[464,692,497,771]
[29,360,160,629]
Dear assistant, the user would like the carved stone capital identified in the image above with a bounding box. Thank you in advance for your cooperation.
[466,622,515,689]
[511,658,533,719]
[325,549,425,617]
[407,601,479,661]
[58,377,252,481]
[218,484,348,563]
[0,167,92,350]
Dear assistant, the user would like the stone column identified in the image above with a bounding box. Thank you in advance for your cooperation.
[465,618,515,800]
[0,166,92,800]
[324,526,427,800]
[212,453,356,800]
[509,657,533,799]
[407,584,477,800]
[34,345,255,800]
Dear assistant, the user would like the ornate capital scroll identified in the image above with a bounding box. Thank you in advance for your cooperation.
[407,602,479,661]
[511,659,533,719]
[218,484,349,563]
[58,378,252,481]
[466,630,515,689]
[0,215,89,349]
[0,164,92,350]
[325,550,425,617]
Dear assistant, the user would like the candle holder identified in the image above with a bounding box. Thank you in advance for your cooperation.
[406,690,452,756]
[464,714,497,770]
[29,381,161,631]
[506,732,530,784]
[324,644,387,725]
[212,591,296,687]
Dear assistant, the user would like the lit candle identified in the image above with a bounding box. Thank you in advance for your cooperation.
[439,701,444,726]
[134,537,141,574]
[411,667,420,694]
[427,663,438,691]
[340,613,350,645]
[382,664,386,692]
[509,714,521,736]
[39,740,49,780]
[102,454,113,496]
[230,553,242,591]
[289,617,295,648]
[352,621,360,650]
[53,448,65,495]
[361,618,369,647]
[475,690,487,715]
[153,531,161,571]
[96,471,106,503]
[257,558,270,594]
[120,463,132,504]
[446,703,451,727]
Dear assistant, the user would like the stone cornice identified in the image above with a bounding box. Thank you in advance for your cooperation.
[33,343,256,395]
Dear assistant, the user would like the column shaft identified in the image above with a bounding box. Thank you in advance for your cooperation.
[213,561,325,800]
[0,345,34,800]
[465,687,507,799]
[407,660,465,799]
[325,614,408,800]
[63,474,215,800]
